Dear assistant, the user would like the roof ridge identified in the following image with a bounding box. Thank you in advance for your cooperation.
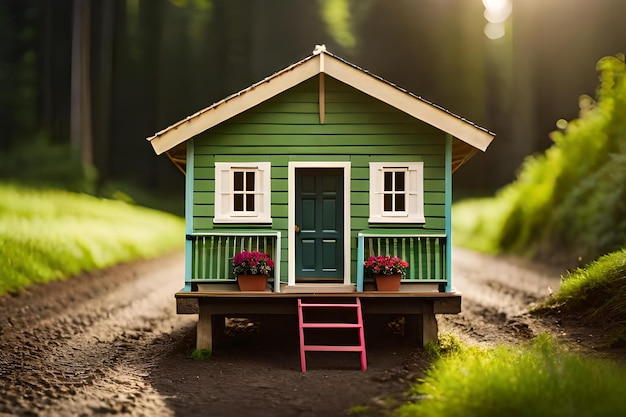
[147,46,495,156]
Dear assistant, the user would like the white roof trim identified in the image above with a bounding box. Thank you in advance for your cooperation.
[148,50,495,156]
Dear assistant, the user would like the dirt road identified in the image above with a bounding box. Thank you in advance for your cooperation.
[0,248,563,416]
[443,247,562,346]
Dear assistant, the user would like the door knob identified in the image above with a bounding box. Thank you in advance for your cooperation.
[294,224,301,233]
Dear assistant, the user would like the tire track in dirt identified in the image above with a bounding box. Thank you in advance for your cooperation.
[439,247,563,345]
[0,251,195,416]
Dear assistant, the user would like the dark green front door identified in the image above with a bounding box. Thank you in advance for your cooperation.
[295,168,344,280]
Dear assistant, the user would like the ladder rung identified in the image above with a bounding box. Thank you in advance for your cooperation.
[301,323,361,329]
[299,303,359,308]
[303,345,364,352]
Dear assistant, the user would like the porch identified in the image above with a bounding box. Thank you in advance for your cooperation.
[185,231,450,293]
[181,230,458,351]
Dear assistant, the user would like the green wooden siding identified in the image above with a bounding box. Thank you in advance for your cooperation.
[192,76,448,283]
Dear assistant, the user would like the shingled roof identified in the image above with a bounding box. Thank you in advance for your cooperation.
[148,46,495,173]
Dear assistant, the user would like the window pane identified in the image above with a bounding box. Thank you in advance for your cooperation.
[246,172,255,191]
[234,171,244,191]
[395,193,405,211]
[383,194,392,211]
[395,172,405,191]
[234,194,244,211]
[384,172,392,191]
[246,194,255,211]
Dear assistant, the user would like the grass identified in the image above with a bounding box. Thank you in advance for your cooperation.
[453,55,626,266]
[546,249,626,308]
[537,250,626,338]
[190,348,213,361]
[395,334,626,417]
[424,332,464,359]
[0,183,185,296]
[451,197,510,254]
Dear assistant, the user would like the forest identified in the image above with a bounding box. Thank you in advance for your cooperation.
[2,0,626,210]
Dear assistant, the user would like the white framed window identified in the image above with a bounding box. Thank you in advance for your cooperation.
[369,162,425,224]
[214,162,271,224]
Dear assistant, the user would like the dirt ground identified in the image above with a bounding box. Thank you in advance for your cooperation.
[0,248,619,416]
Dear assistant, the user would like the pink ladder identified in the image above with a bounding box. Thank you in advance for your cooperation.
[297,298,367,372]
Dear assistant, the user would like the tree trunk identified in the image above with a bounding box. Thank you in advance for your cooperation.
[70,0,92,166]
[92,0,117,185]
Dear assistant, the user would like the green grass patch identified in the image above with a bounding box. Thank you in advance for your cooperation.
[424,332,464,360]
[452,197,511,254]
[538,249,626,331]
[396,334,626,417]
[0,183,185,296]
[190,348,213,361]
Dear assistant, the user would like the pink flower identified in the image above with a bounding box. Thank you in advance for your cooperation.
[363,255,408,276]
[233,250,275,277]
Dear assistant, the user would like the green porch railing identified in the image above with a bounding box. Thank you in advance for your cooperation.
[356,233,447,292]
[187,231,282,292]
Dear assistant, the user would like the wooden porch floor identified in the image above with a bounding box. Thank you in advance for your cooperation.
[176,290,461,313]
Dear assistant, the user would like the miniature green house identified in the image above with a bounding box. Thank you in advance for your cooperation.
[148,46,494,350]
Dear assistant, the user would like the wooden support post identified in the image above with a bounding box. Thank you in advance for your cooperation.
[197,302,213,350]
[421,301,438,346]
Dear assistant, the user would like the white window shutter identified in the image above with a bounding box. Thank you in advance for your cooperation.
[256,162,271,222]
[368,163,383,222]
[407,163,424,222]
[214,163,231,221]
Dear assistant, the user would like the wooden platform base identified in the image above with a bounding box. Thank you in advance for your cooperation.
[176,291,461,351]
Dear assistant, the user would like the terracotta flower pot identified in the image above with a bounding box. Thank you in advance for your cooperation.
[237,274,269,291]
[374,273,402,291]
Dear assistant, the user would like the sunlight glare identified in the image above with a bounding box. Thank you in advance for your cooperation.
[482,0,511,40]
[484,22,505,40]
[482,0,512,22]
